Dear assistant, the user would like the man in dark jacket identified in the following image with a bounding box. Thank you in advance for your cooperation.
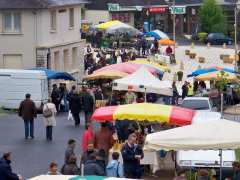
[64,139,76,164]
[84,153,105,176]
[18,93,37,139]
[181,81,189,100]
[0,152,21,180]
[81,87,94,124]
[69,91,81,126]
[51,84,60,112]
[121,134,144,178]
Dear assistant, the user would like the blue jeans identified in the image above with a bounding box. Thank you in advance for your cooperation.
[24,119,34,138]
[46,126,53,140]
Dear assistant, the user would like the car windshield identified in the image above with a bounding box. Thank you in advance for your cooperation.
[209,33,225,39]
[181,100,210,110]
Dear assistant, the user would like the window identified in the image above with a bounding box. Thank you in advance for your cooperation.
[50,10,57,31]
[3,54,23,69]
[3,12,21,33]
[69,8,74,28]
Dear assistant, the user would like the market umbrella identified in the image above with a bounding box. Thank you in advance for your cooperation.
[112,67,172,96]
[194,71,238,81]
[132,59,169,72]
[30,68,75,81]
[159,39,175,45]
[96,20,140,36]
[106,23,140,35]
[83,70,128,81]
[95,20,121,29]
[91,103,195,126]
[144,119,240,151]
[188,66,237,77]
[145,30,169,40]
[94,62,164,76]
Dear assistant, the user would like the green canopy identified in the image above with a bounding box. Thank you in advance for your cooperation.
[69,176,105,180]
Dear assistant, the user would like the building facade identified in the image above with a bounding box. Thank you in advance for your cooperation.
[86,0,239,35]
[0,0,87,82]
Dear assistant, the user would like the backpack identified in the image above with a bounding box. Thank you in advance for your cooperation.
[43,104,53,118]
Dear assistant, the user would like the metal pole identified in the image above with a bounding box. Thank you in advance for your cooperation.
[221,93,224,118]
[219,149,223,180]
[173,0,176,60]
[235,2,238,71]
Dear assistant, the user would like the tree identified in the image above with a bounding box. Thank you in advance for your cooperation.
[199,0,227,33]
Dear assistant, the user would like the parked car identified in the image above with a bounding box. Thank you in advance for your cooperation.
[180,97,216,112]
[204,33,233,45]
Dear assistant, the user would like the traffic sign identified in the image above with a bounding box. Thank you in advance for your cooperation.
[170,6,186,14]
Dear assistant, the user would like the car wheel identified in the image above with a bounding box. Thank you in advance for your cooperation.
[228,41,232,45]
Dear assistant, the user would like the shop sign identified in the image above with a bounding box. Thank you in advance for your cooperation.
[170,6,186,14]
[149,7,167,13]
[108,3,120,11]
[112,13,130,23]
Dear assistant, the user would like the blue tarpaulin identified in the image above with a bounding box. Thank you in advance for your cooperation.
[144,30,169,40]
[187,67,238,77]
[30,68,75,81]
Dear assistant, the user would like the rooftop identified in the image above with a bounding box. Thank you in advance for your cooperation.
[0,0,88,9]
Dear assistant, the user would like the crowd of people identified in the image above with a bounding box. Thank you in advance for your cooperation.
[45,125,144,179]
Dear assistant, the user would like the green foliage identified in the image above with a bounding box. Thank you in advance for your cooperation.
[199,0,227,33]
[215,71,230,92]
[198,32,208,41]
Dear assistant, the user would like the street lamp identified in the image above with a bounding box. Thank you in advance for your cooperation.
[166,0,176,61]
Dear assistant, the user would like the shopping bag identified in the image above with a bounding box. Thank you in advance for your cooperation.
[68,111,73,121]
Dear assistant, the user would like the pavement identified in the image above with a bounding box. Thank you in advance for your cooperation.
[0,112,84,179]
[163,45,235,82]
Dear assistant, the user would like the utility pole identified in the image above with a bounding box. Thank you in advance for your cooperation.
[234,1,238,71]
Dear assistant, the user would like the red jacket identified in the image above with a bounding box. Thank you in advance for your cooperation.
[82,128,94,152]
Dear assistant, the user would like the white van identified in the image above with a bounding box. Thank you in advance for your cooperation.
[0,69,48,109]
[176,111,235,177]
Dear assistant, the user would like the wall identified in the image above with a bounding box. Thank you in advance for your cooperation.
[0,10,37,69]
[37,6,82,47]
[85,10,110,25]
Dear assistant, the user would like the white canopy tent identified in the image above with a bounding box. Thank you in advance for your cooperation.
[112,67,173,96]
[106,23,140,35]
[144,119,240,151]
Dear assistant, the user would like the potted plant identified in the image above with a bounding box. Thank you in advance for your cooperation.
[185,50,190,55]
[177,71,184,81]
[189,53,196,59]
[199,57,205,63]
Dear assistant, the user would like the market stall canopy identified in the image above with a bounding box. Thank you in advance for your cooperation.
[188,66,237,77]
[31,68,75,81]
[95,20,121,29]
[94,61,164,76]
[91,103,195,126]
[83,70,128,81]
[132,59,169,72]
[144,119,240,151]
[112,67,172,96]
[95,20,140,35]
[29,175,127,180]
[145,30,169,40]
[159,39,175,45]
[195,71,238,81]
